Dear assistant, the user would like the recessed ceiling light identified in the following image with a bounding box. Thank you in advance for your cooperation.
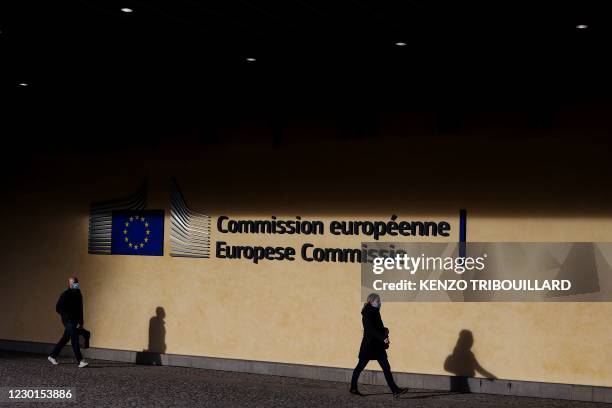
[19,83,28,87]
[395,42,407,47]
[121,8,133,13]
[576,24,588,29]
[246,57,256,62]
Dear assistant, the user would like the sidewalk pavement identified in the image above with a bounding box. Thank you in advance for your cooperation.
[0,351,605,408]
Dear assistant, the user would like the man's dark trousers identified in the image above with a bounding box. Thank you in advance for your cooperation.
[50,317,82,362]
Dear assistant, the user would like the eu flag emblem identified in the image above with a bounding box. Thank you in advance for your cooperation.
[111,210,164,256]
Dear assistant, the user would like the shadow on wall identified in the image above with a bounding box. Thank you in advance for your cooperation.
[136,307,166,365]
[444,329,497,393]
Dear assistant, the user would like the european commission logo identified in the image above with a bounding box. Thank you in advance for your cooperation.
[110,210,164,256]
[87,179,210,257]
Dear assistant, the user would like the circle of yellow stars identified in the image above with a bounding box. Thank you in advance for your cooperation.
[123,215,151,251]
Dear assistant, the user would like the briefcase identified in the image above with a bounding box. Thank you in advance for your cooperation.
[78,328,91,349]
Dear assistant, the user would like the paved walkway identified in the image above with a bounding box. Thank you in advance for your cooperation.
[0,351,606,407]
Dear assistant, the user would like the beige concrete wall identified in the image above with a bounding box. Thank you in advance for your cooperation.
[1,129,611,387]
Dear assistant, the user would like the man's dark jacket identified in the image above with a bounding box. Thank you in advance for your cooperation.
[55,288,83,325]
[358,303,388,360]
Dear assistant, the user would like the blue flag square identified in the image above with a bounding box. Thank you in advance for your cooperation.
[111,210,164,256]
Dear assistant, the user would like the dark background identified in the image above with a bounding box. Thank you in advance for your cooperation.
[1,0,611,147]
[1,1,611,217]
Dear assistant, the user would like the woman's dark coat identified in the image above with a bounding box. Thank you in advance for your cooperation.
[358,303,389,360]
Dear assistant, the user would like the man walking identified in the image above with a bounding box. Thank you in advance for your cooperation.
[48,276,88,368]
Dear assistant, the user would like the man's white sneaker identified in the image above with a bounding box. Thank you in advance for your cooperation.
[47,356,58,365]
[78,360,89,368]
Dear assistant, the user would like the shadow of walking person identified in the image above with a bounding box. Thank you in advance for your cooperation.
[444,329,496,393]
[136,307,166,366]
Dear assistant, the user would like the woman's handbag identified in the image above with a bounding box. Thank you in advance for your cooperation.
[384,328,390,349]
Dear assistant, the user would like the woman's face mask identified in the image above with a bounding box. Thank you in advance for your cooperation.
[70,282,80,290]
[371,300,381,309]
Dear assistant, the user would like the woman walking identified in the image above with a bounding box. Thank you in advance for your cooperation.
[350,293,407,397]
